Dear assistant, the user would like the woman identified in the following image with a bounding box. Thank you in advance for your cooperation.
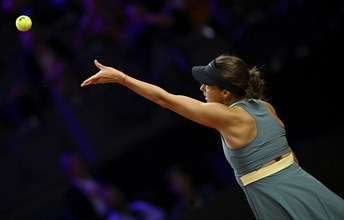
[81,54,344,219]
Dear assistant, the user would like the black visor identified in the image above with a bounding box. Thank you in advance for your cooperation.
[192,60,245,95]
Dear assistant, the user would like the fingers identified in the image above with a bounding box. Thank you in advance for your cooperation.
[80,81,87,87]
[80,74,97,87]
[80,79,90,87]
[81,59,101,87]
[81,59,106,87]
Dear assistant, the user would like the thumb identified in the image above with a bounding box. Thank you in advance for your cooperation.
[94,59,105,69]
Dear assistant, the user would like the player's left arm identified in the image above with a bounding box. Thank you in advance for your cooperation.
[81,60,232,130]
[122,74,232,130]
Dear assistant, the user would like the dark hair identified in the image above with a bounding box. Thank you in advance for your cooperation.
[214,54,266,99]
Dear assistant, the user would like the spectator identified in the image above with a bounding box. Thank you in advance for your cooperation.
[59,151,108,220]
[164,164,217,220]
[101,184,166,220]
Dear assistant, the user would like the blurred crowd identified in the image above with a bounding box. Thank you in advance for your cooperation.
[59,151,219,220]
[0,0,343,219]
[0,0,236,158]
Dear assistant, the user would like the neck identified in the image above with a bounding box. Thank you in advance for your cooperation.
[228,97,246,107]
[224,97,240,106]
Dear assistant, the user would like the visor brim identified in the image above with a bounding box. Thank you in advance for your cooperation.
[191,66,217,86]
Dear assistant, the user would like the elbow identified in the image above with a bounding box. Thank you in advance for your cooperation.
[152,95,169,109]
[157,99,170,109]
[151,90,174,109]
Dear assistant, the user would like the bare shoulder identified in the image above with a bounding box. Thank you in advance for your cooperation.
[205,102,244,126]
[260,100,277,114]
[259,100,284,127]
[220,104,256,149]
[260,100,275,112]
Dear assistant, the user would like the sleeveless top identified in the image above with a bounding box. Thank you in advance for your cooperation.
[221,99,290,183]
[221,99,344,220]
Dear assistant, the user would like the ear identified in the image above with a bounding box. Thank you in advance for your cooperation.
[222,89,231,98]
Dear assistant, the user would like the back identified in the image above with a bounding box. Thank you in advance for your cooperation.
[221,99,290,182]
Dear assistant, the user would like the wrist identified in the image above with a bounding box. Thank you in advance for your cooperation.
[121,73,127,84]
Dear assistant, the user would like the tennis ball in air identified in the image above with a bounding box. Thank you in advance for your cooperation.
[16,15,32,32]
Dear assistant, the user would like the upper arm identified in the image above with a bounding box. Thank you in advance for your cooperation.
[124,77,236,130]
[161,94,234,130]
[123,77,231,129]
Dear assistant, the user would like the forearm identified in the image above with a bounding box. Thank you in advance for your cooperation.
[119,74,220,129]
[80,60,212,127]
[120,74,171,108]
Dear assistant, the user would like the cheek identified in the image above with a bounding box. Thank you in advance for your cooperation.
[211,91,223,102]
[205,87,213,94]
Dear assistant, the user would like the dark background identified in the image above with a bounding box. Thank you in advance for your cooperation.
[0,0,343,219]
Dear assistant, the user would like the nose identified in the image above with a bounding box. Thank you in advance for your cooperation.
[200,84,205,91]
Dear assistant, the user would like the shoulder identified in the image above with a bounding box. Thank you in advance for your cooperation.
[236,99,280,120]
[259,100,285,127]
[259,100,277,115]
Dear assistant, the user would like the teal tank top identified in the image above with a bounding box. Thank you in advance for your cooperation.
[222,99,290,179]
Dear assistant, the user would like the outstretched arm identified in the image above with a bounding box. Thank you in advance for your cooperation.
[80,60,193,110]
[81,60,232,130]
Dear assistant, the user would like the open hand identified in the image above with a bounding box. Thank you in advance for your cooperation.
[80,59,126,87]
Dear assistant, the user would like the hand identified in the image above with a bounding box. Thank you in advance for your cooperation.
[80,59,126,87]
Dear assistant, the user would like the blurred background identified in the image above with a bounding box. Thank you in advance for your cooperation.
[0,0,343,220]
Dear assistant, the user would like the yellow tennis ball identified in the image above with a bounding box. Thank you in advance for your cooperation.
[16,15,32,32]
